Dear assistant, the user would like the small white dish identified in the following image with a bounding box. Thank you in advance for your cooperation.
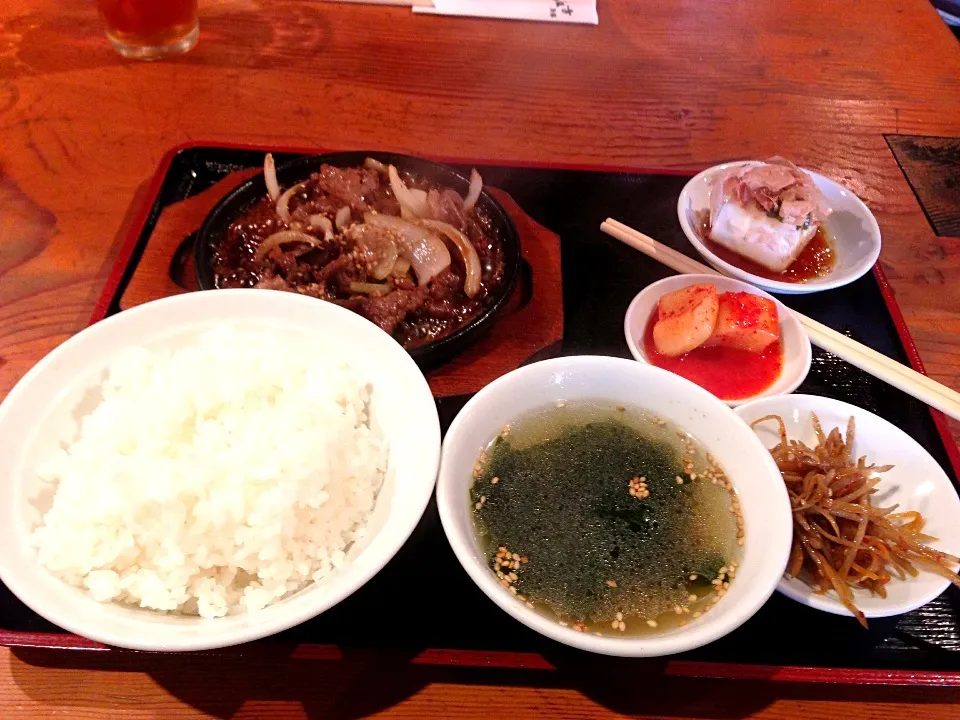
[735,394,960,619]
[677,160,882,295]
[623,274,812,407]
[438,356,792,657]
[0,290,441,652]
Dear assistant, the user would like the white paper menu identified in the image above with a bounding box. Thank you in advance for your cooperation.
[413,0,598,25]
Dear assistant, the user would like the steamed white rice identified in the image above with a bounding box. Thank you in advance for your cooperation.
[30,326,387,618]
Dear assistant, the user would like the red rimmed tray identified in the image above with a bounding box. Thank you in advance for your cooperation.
[4,142,959,687]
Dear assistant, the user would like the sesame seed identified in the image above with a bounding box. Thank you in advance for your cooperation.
[689,574,697,581]
[615,612,623,621]
[646,620,658,628]
[606,580,617,588]
[474,502,482,510]
[676,476,684,485]
[690,473,697,480]
[491,477,499,484]
[674,606,683,615]
[509,586,517,595]
[693,611,702,618]
[559,621,568,627]
[618,621,626,631]
[617,406,625,412]
[611,620,620,629]
[689,594,697,602]
[556,400,566,408]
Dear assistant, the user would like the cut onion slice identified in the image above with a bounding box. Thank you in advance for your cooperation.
[388,165,430,218]
[462,169,482,212]
[363,213,450,285]
[420,219,481,298]
[350,224,400,280]
[391,257,411,277]
[264,153,281,202]
[349,281,393,297]
[335,206,352,230]
[364,157,386,173]
[276,182,307,225]
[307,213,334,240]
[255,230,320,260]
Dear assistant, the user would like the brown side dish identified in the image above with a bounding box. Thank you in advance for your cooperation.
[754,413,960,627]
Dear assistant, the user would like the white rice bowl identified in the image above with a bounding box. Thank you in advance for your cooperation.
[0,290,441,651]
[32,327,388,619]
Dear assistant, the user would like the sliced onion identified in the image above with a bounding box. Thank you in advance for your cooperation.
[420,219,481,298]
[462,169,482,212]
[276,182,307,224]
[349,281,393,297]
[364,157,386,173]
[363,213,450,285]
[308,213,334,239]
[390,257,411,277]
[350,224,400,280]
[264,153,281,202]
[388,165,429,218]
[255,230,321,260]
[335,206,352,230]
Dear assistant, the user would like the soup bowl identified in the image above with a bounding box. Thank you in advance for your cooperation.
[437,356,792,657]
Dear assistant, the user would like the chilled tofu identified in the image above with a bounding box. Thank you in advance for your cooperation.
[709,201,818,272]
[707,158,830,273]
[707,291,780,353]
[653,284,719,357]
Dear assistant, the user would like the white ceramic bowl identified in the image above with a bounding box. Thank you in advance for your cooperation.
[677,161,882,295]
[437,356,792,657]
[736,394,960,619]
[0,290,441,651]
[623,274,811,406]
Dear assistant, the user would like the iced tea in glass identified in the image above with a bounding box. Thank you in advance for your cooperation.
[97,0,199,60]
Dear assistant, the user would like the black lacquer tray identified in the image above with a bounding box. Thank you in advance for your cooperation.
[5,143,959,686]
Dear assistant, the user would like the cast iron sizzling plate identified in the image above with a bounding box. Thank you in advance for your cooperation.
[194,152,522,369]
[5,144,960,685]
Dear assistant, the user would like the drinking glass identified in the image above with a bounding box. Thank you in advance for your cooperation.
[97,0,199,60]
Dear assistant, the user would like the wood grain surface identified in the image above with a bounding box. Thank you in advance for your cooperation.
[3,0,960,717]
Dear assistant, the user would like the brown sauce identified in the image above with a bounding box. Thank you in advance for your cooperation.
[697,215,836,283]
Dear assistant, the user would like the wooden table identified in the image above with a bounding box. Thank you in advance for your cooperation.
[2,0,960,716]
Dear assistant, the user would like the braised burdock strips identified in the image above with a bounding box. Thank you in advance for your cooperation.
[212,155,506,349]
[754,413,960,627]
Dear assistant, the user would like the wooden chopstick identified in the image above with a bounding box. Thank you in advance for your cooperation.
[600,218,960,422]
[603,218,948,399]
